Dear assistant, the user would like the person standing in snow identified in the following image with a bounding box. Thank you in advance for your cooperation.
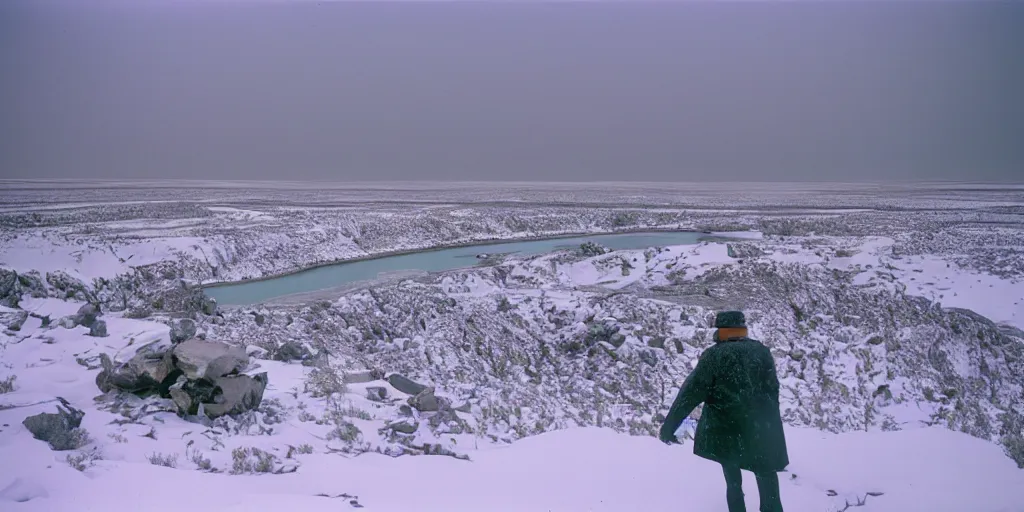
[659,311,789,512]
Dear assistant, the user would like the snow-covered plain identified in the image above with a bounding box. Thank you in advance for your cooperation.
[2,182,1024,511]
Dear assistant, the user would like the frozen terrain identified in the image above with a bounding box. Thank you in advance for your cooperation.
[1,182,1024,511]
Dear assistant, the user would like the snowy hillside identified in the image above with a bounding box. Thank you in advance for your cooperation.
[2,183,1023,511]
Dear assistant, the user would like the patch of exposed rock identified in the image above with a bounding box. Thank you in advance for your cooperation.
[22,398,88,451]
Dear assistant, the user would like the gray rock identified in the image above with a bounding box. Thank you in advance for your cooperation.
[168,376,196,414]
[366,386,389,402]
[454,402,472,413]
[647,336,666,349]
[398,404,413,417]
[789,349,806,361]
[7,311,28,331]
[75,304,100,328]
[387,374,428,395]
[172,339,249,380]
[88,320,108,337]
[609,333,627,348]
[95,348,175,394]
[343,369,384,384]
[46,271,90,302]
[638,349,658,367]
[200,296,218,316]
[726,243,765,259]
[273,341,312,362]
[170,319,197,344]
[428,407,464,433]
[408,387,450,412]
[201,373,269,419]
[0,269,20,307]
[58,316,78,329]
[251,312,266,326]
[388,419,419,434]
[168,375,218,416]
[22,398,87,451]
[301,350,329,368]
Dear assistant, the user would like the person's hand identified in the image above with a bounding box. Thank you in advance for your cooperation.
[659,427,681,445]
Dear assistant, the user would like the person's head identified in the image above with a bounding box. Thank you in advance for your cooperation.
[713,310,747,342]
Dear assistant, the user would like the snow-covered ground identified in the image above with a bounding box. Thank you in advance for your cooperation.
[1,307,1022,512]
[2,183,1024,511]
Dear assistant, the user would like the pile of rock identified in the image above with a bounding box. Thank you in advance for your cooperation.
[96,338,267,419]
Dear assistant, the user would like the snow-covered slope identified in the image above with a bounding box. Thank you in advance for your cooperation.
[1,300,1022,512]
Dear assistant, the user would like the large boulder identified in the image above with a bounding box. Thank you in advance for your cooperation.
[386,374,428,395]
[172,339,249,380]
[203,373,268,418]
[75,304,100,328]
[170,318,197,344]
[22,398,87,451]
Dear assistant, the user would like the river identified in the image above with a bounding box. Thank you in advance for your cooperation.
[204,231,706,306]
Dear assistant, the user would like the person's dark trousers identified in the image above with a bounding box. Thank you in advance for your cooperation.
[721,464,784,512]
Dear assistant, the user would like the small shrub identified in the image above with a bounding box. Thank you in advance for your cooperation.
[340,405,372,421]
[303,366,346,398]
[147,452,178,468]
[63,428,92,450]
[107,433,128,444]
[287,443,315,458]
[66,450,102,471]
[298,410,317,422]
[190,450,212,471]
[231,447,278,474]
[0,375,16,394]
[327,421,362,443]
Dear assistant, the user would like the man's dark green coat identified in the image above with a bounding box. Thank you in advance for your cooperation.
[660,337,790,472]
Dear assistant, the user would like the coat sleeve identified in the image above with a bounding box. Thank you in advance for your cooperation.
[764,349,780,403]
[660,352,714,438]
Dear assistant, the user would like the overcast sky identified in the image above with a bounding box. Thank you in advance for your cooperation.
[1,1,1022,182]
